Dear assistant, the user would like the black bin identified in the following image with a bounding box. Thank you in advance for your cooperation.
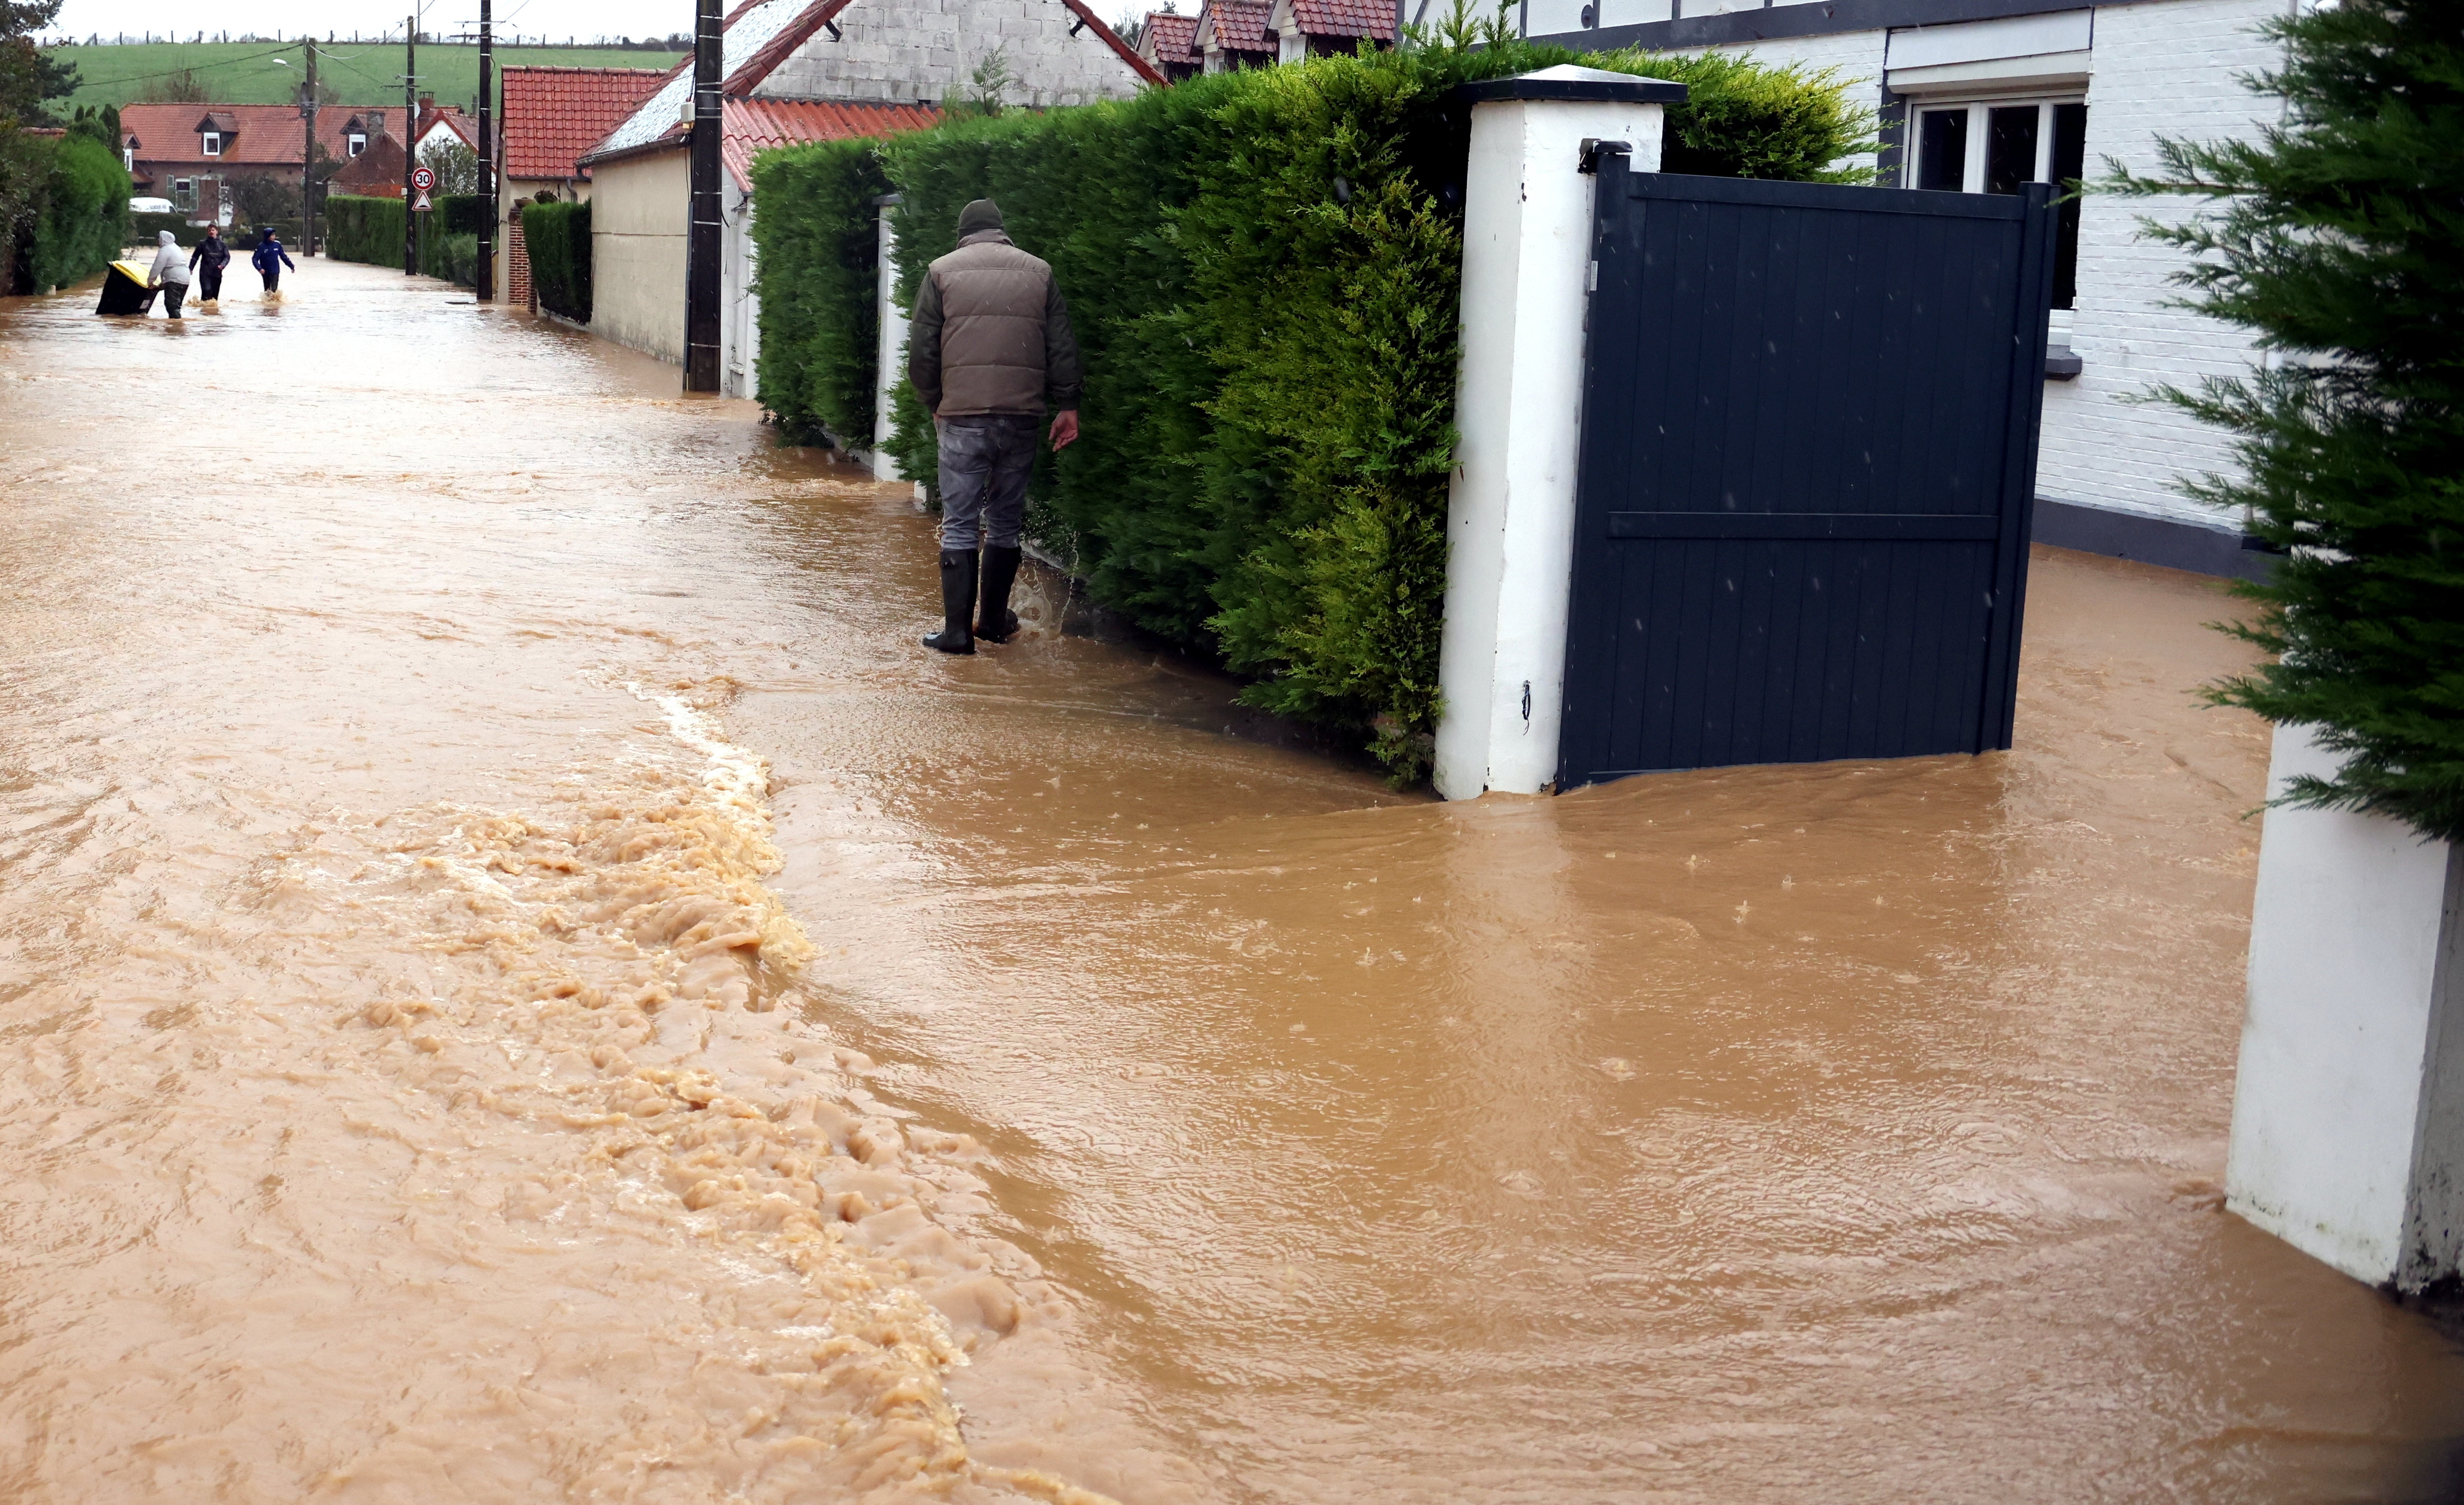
[96,260,158,316]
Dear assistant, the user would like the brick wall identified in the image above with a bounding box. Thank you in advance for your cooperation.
[2036,0,2283,530]
[507,207,533,312]
[756,0,1144,108]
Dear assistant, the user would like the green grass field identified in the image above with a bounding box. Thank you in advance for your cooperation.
[49,41,684,112]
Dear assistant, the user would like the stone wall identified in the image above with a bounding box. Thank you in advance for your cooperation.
[756,0,1145,108]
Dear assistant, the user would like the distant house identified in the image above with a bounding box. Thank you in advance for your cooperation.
[495,66,669,310]
[1138,12,1201,80]
[1266,0,1394,61]
[326,129,410,199]
[576,0,1156,397]
[1192,0,1276,71]
[119,102,369,224]
[411,99,478,160]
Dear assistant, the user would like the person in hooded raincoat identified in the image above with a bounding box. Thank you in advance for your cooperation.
[253,229,296,295]
[147,229,192,319]
[188,225,231,307]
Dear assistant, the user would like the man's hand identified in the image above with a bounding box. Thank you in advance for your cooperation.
[1049,410,1081,452]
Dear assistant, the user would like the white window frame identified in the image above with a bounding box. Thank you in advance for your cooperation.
[1907,94,2083,196]
[348,133,367,157]
[200,131,221,156]
[122,146,134,170]
[1277,28,1304,63]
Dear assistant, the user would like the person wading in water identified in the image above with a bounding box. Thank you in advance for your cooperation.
[907,198,1081,654]
[145,229,191,319]
[252,228,296,298]
[187,224,230,311]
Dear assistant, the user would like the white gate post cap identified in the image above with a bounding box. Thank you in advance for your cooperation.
[1447,64,1687,105]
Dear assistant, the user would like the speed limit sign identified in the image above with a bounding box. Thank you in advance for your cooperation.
[411,165,436,192]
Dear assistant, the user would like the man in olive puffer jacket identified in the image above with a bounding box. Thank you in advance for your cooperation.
[908,198,1082,654]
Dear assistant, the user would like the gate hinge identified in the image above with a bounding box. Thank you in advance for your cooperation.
[1578,138,1630,175]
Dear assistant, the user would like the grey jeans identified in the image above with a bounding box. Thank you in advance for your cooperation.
[936,414,1038,551]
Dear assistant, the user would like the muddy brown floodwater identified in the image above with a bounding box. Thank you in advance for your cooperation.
[2,260,2460,1504]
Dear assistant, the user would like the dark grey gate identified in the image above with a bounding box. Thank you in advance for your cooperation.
[1557,157,2056,789]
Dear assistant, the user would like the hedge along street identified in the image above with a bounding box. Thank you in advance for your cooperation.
[325,191,487,286]
[750,29,1872,780]
[522,198,591,322]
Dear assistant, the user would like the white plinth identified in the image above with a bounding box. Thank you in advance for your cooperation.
[2226,721,2464,1291]
[873,206,908,483]
[1432,81,1665,800]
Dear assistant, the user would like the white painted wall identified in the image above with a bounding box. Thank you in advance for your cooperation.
[2035,0,2282,534]
[757,0,1145,108]
[587,148,691,365]
[1432,75,1665,801]
[873,204,908,481]
[2228,723,2464,1291]
[723,186,759,399]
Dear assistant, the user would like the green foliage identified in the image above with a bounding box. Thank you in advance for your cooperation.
[523,197,591,321]
[323,191,402,262]
[44,41,682,112]
[751,136,889,445]
[325,191,479,283]
[24,128,126,288]
[2108,2,2464,842]
[757,37,1870,778]
[419,136,481,195]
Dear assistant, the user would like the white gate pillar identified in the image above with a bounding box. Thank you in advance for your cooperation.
[2226,722,2464,1292]
[873,193,908,482]
[1432,67,1682,801]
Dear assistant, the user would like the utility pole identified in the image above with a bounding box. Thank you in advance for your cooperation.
[403,16,416,275]
[476,0,495,301]
[683,0,722,392]
[301,38,319,255]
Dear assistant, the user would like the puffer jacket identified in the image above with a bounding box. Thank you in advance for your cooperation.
[908,229,1083,418]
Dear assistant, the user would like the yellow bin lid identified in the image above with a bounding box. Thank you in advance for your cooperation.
[110,259,151,282]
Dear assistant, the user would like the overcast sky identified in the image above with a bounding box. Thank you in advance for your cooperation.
[45,0,695,44]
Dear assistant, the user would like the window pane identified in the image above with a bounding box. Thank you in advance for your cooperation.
[1985,105,2039,196]
[2050,102,2088,310]
[1917,109,1966,192]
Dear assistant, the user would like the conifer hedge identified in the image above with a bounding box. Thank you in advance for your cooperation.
[523,198,592,322]
[23,127,127,291]
[2114,2,2464,841]
[324,192,483,284]
[753,35,1869,777]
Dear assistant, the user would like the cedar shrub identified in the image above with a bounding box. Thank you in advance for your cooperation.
[2111,1,2464,840]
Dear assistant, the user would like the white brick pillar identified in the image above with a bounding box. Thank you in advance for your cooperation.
[1432,67,1681,801]
[2227,722,2464,1292]
[873,193,908,483]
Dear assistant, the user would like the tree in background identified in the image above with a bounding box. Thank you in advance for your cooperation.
[418,135,479,195]
[2112,2,2464,840]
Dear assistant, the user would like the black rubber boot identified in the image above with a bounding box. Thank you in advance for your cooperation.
[922,549,977,654]
[975,545,1023,643]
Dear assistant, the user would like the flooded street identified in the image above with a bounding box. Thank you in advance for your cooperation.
[2,259,2460,1502]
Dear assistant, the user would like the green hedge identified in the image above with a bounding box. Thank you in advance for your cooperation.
[324,192,479,284]
[323,194,404,264]
[752,138,892,447]
[523,198,591,321]
[754,37,1870,778]
[25,132,128,291]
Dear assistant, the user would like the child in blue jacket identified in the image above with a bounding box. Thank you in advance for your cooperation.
[253,230,296,294]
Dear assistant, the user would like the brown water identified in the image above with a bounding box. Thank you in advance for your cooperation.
[1,260,2459,1504]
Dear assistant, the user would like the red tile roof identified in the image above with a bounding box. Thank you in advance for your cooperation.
[1290,0,1395,40]
[1141,12,1198,66]
[120,102,363,168]
[500,66,669,180]
[720,97,940,190]
[1196,0,1274,56]
[415,103,478,151]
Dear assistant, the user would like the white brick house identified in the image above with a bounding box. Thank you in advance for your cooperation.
[1531,0,2289,578]
[579,0,1157,393]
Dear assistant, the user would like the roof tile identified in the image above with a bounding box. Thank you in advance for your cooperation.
[501,66,670,180]
[720,96,939,190]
